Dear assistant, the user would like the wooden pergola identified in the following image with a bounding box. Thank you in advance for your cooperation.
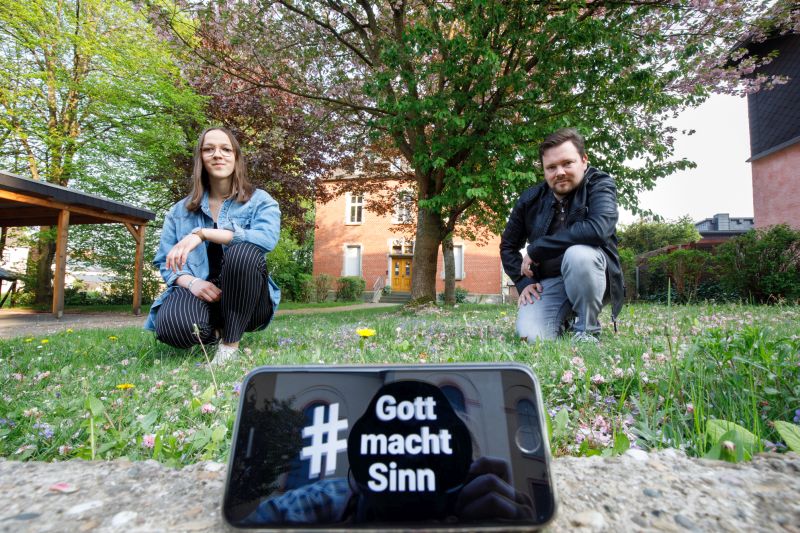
[0,171,155,318]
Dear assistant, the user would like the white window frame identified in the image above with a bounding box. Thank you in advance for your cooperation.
[345,192,364,225]
[343,243,362,277]
[441,243,465,280]
[392,189,414,224]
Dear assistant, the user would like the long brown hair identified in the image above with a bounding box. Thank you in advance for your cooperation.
[185,127,255,211]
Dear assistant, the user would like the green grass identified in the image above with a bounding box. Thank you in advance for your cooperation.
[0,303,798,465]
[276,300,369,310]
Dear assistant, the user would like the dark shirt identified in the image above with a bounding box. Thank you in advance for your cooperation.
[207,222,223,283]
[536,195,568,279]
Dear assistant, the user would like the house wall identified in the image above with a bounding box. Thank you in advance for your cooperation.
[751,142,800,229]
[313,181,503,296]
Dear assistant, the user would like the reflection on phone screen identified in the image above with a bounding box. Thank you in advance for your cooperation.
[223,366,556,529]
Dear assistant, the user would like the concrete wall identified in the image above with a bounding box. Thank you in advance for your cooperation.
[313,181,503,296]
[751,142,800,229]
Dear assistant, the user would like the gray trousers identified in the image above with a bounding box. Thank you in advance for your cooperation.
[516,245,607,341]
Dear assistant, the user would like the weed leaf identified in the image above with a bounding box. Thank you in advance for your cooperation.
[774,421,800,453]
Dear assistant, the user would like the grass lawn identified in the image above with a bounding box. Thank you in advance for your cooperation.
[1,303,798,466]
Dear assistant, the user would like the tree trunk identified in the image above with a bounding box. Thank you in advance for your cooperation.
[410,207,444,304]
[26,228,56,305]
[442,233,456,305]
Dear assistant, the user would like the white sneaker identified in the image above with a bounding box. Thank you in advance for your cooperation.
[571,331,599,344]
[211,344,239,366]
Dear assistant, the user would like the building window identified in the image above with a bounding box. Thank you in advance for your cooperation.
[391,239,414,255]
[440,243,465,280]
[346,193,364,224]
[344,244,362,276]
[453,244,464,280]
[392,189,414,224]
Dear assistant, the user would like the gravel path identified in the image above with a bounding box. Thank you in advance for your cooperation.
[1,450,798,532]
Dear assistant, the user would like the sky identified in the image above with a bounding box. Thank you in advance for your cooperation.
[618,94,754,225]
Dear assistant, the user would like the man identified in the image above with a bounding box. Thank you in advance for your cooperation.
[500,128,624,342]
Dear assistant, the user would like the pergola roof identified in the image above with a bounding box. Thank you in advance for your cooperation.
[0,171,155,226]
[0,170,154,317]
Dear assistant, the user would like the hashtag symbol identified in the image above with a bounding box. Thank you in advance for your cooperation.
[300,403,349,478]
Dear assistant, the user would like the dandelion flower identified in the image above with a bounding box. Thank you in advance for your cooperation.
[108,336,118,342]
[66,328,74,334]
[40,339,49,344]
[116,383,134,390]
[142,434,156,448]
[356,328,376,338]
[24,338,33,343]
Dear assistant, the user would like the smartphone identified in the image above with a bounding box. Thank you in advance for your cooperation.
[223,363,557,530]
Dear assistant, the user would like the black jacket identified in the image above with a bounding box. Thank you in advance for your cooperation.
[500,167,624,320]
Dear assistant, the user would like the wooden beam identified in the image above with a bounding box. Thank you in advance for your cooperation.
[132,224,146,316]
[52,209,70,318]
[0,190,151,226]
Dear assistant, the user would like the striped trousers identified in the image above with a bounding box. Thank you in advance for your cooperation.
[154,242,273,349]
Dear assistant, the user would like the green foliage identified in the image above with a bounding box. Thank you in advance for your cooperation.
[268,229,313,302]
[438,287,469,304]
[618,248,637,301]
[313,274,333,303]
[715,225,800,303]
[648,249,713,303]
[774,422,800,453]
[618,216,701,255]
[335,276,366,302]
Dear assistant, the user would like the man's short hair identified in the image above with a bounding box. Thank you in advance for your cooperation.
[539,128,586,162]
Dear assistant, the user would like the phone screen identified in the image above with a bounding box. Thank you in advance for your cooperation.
[223,364,556,530]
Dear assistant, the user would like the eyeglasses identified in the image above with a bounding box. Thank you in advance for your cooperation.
[201,146,234,158]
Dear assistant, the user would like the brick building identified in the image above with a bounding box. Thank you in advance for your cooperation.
[312,179,504,301]
[745,31,800,229]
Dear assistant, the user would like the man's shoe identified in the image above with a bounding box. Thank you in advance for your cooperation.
[211,344,239,366]
[571,331,599,343]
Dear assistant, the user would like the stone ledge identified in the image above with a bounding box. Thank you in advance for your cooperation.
[1,450,798,532]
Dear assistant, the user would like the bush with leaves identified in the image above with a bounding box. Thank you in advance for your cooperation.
[313,274,333,302]
[715,225,800,303]
[335,277,366,302]
[648,249,713,303]
[267,229,313,302]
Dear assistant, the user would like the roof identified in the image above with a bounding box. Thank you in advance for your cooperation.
[0,171,155,227]
[695,213,754,236]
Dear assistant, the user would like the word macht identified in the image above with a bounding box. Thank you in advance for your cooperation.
[362,394,452,493]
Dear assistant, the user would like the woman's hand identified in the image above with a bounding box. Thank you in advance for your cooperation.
[165,233,203,272]
[189,278,221,303]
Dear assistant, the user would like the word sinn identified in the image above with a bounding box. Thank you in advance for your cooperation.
[362,394,453,492]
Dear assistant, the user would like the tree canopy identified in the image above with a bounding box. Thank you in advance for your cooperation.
[161,0,798,301]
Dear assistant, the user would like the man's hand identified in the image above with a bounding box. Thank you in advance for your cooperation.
[518,283,543,307]
[166,233,203,272]
[520,253,537,278]
[455,456,534,521]
[188,279,221,303]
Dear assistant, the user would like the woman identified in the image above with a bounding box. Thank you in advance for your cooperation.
[145,127,281,365]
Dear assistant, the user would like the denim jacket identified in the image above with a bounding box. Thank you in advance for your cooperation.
[144,188,281,331]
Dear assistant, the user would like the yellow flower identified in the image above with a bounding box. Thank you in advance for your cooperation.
[356,328,376,338]
[116,383,134,390]
[66,328,74,333]
[40,339,49,344]
[108,335,118,341]
[24,338,33,343]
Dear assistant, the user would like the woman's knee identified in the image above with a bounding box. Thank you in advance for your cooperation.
[224,242,266,274]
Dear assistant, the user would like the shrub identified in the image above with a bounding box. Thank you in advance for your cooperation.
[336,276,366,301]
[648,249,713,303]
[618,248,636,301]
[296,273,313,303]
[438,286,469,303]
[715,225,800,303]
[314,274,333,302]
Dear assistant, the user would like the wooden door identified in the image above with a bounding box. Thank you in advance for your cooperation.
[391,257,412,291]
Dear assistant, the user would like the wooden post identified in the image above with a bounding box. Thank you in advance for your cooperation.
[52,209,70,318]
[133,224,146,316]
